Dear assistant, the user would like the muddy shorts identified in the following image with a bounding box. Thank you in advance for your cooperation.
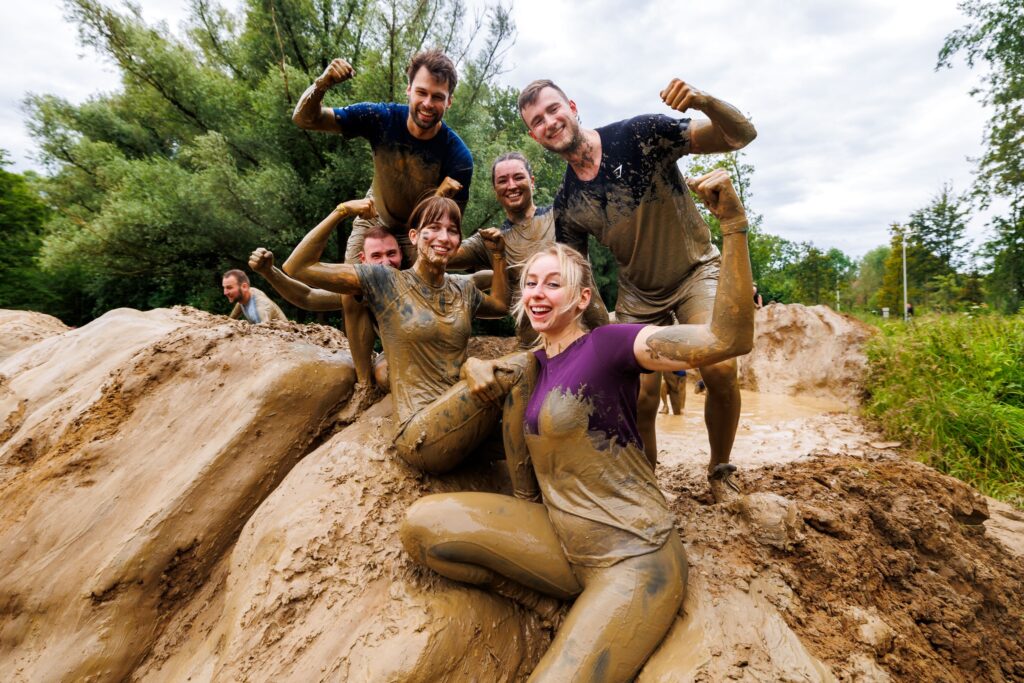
[343,190,419,267]
[615,256,720,326]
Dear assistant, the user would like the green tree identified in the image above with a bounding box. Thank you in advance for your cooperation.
[0,151,53,311]
[25,0,529,324]
[907,182,970,272]
[851,245,890,310]
[980,200,1024,312]
[939,0,1024,203]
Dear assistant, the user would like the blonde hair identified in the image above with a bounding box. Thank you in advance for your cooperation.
[512,243,593,333]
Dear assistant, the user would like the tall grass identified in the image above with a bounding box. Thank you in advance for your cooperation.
[863,313,1024,507]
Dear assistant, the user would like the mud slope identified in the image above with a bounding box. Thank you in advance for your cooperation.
[739,303,874,402]
[134,398,550,682]
[0,309,68,361]
[0,307,357,682]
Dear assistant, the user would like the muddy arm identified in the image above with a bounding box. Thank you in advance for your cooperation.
[292,58,354,132]
[475,228,510,318]
[249,248,343,311]
[634,170,754,370]
[660,78,756,154]
[282,199,375,296]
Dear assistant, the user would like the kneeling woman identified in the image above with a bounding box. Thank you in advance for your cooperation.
[401,170,754,682]
[286,194,521,473]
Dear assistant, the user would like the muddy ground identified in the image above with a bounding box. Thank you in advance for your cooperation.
[0,305,1021,682]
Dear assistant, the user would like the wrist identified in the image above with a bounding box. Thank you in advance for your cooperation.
[313,76,333,93]
[719,215,749,235]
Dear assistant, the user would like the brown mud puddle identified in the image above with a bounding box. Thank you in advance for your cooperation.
[657,389,869,471]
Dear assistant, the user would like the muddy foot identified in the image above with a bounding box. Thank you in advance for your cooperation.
[708,463,742,505]
[335,381,385,424]
[491,577,565,631]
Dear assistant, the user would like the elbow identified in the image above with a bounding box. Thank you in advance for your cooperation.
[290,107,308,128]
[725,123,757,151]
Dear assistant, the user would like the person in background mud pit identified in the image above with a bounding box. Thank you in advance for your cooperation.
[401,169,755,683]
[659,369,687,415]
[447,151,610,348]
[250,218,403,388]
[223,269,286,324]
[292,49,473,396]
[518,77,757,502]
[753,283,763,309]
[286,194,532,474]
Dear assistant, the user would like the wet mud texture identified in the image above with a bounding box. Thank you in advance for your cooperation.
[3,305,1023,682]
[651,456,1024,682]
[737,303,875,403]
[0,307,357,682]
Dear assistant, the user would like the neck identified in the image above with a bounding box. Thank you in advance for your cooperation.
[240,290,252,305]
[563,129,601,178]
[406,115,441,141]
[542,323,586,357]
[412,257,446,286]
[506,202,536,225]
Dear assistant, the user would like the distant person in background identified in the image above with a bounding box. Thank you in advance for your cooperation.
[753,284,763,309]
[659,369,687,415]
[906,302,915,318]
[223,269,286,324]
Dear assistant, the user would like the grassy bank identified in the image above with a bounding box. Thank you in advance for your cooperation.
[863,313,1024,507]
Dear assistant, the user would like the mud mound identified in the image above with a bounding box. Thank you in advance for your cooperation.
[0,307,357,682]
[134,398,549,682]
[0,309,68,361]
[739,304,875,402]
[655,456,1024,682]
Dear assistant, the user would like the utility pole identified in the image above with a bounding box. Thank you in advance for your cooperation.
[901,223,909,323]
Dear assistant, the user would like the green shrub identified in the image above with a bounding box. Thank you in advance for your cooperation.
[863,313,1024,507]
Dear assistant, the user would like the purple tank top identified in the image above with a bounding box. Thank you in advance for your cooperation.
[526,324,649,448]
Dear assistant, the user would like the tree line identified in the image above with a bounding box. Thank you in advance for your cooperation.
[1,0,1021,325]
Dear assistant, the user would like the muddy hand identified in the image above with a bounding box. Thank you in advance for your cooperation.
[249,247,274,275]
[461,357,503,405]
[685,169,744,221]
[479,227,505,255]
[316,58,355,89]
[660,78,709,114]
[436,176,463,199]
[336,197,377,220]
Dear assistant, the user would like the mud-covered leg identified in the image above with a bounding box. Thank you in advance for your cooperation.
[501,353,540,500]
[638,372,662,469]
[700,356,740,501]
[401,492,582,603]
[394,352,531,474]
[528,532,687,683]
[342,294,375,386]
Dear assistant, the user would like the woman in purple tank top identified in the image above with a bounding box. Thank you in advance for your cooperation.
[401,170,755,682]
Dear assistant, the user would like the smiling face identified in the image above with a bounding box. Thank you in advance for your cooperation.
[406,67,452,133]
[492,158,535,217]
[520,252,591,337]
[410,214,461,268]
[520,86,582,154]
[360,234,402,269]
[222,275,248,304]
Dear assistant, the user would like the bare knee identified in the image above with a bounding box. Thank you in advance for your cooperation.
[373,356,389,389]
[699,358,738,394]
[400,495,447,564]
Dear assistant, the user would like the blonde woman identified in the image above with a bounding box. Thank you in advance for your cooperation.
[401,170,754,682]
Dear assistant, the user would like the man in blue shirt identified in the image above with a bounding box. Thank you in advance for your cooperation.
[292,49,474,391]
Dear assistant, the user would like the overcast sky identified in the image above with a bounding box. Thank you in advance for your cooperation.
[0,0,1001,257]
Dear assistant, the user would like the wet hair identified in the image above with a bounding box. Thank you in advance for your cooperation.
[222,269,249,286]
[490,151,533,186]
[408,195,462,243]
[361,226,398,249]
[512,243,592,332]
[407,49,458,94]
[517,79,570,116]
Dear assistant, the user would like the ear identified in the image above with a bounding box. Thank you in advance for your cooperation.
[357,252,367,264]
[569,99,578,115]
[578,286,592,311]
[527,129,538,142]
[408,228,418,244]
